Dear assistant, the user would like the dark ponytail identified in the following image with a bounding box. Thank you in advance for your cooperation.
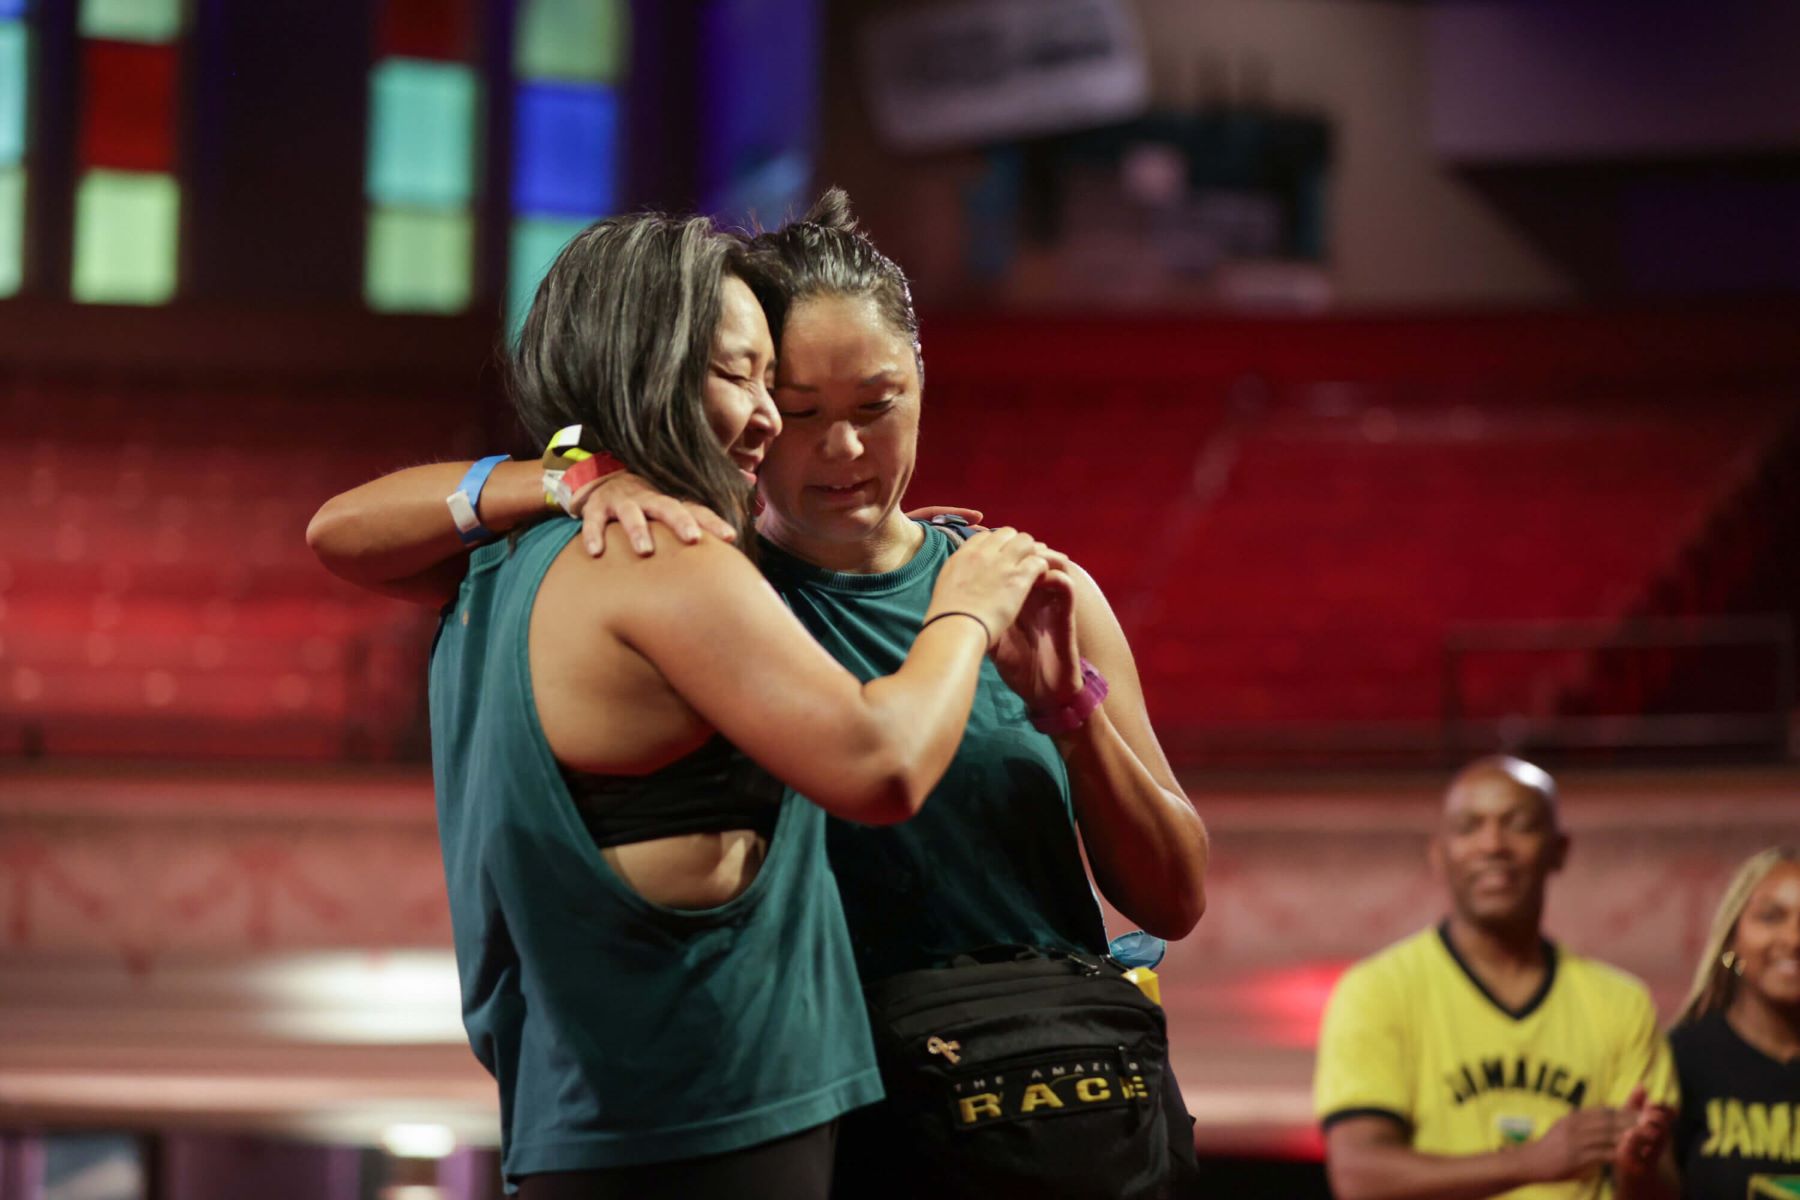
[748,188,923,381]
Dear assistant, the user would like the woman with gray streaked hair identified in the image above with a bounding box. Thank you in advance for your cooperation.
[329,210,1056,1198]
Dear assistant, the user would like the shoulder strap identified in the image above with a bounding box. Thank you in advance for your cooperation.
[925,514,988,547]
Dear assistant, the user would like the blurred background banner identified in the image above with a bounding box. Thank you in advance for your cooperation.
[857,0,1150,151]
[0,0,1797,1197]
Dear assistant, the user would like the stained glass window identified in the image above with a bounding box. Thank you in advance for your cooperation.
[506,0,626,332]
[364,1,481,313]
[507,214,589,327]
[71,0,183,304]
[367,207,473,313]
[79,0,181,42]
[0,7,27,296]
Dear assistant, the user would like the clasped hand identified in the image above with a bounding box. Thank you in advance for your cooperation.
[572,473,1086,711]
[1522,1086,1675,1183]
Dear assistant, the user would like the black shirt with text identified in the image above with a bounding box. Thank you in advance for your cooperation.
[1671,1010,1800,1200]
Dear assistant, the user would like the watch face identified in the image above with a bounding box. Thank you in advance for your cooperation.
[1495,1115,1534,1146]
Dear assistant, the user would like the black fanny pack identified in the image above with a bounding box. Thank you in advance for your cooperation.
[834,946,1192,1200]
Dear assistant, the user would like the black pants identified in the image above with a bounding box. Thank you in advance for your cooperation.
[518,1120,837,1200]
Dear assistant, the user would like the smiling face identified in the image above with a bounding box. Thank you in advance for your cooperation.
[757,292,921,554]
[702,274,782,485]
[1732,861,1800,1014]
[1431,765,1567,933]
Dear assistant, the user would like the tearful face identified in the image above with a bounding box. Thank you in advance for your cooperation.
[759,294,922,551]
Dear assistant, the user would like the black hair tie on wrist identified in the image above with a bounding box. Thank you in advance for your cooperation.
[920,610,992,650]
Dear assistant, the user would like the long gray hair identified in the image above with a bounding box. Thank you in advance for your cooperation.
[511,212,764,547]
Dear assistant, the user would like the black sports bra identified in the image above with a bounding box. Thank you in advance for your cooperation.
[563,735,782,850]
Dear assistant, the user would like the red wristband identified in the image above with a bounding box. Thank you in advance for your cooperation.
[562,453,624,497]
[1029,659,1108,735]
[548,451,626,514]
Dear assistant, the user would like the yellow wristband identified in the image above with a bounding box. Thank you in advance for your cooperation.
[540,424,623,513]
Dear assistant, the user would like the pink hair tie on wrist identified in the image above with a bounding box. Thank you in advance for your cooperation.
[1029,659,1108,735]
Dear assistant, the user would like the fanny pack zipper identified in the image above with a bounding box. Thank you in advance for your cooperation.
[872,959,1139,1024]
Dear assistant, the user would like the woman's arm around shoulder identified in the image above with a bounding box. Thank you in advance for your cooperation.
[305,460,736,607]
[601,525,1049,826]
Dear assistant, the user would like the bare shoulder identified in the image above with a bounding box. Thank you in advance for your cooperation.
[1066,559,1135,661]
[559,525,773,637]
[560,523,760,585]
[532,524,757,629]
[1066,560,1113,613]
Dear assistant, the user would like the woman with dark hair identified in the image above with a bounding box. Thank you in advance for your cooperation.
[745,188,1206,961]
[310,190,1210,1196]
[743,190,1207,1198]
[324,210,1057,1199]
[1668,846,1800,1199]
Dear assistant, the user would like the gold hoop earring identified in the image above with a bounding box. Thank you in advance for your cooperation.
[1721,950,1744,977]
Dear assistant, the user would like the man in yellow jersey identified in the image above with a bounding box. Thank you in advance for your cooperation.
[1315,756,1679,1200]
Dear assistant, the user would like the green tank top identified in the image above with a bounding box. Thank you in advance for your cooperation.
[760,522,1110,981]
[428,521,881,1183]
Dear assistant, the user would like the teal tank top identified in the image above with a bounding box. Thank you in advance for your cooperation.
[428,521,882,1182]
[760,522,1111,981]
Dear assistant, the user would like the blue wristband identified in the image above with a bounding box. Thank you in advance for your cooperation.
[446,455,509,545]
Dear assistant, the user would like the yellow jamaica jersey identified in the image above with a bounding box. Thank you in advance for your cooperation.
[1315,924,1678,1200]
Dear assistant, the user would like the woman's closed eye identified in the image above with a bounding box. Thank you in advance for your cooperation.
[714,363,771,389]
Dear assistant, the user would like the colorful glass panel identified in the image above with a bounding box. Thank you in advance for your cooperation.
[366,207,473,312]
[366,58,478,210]
[0,166,22,296]
[507,214,588,331]
[0,20,26,167]
[512,82,616,216]
[377,0,475,61]
[79,0,181,43]
[78,40,178,171]
[71,169,179,303]
[514,0,625,83]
